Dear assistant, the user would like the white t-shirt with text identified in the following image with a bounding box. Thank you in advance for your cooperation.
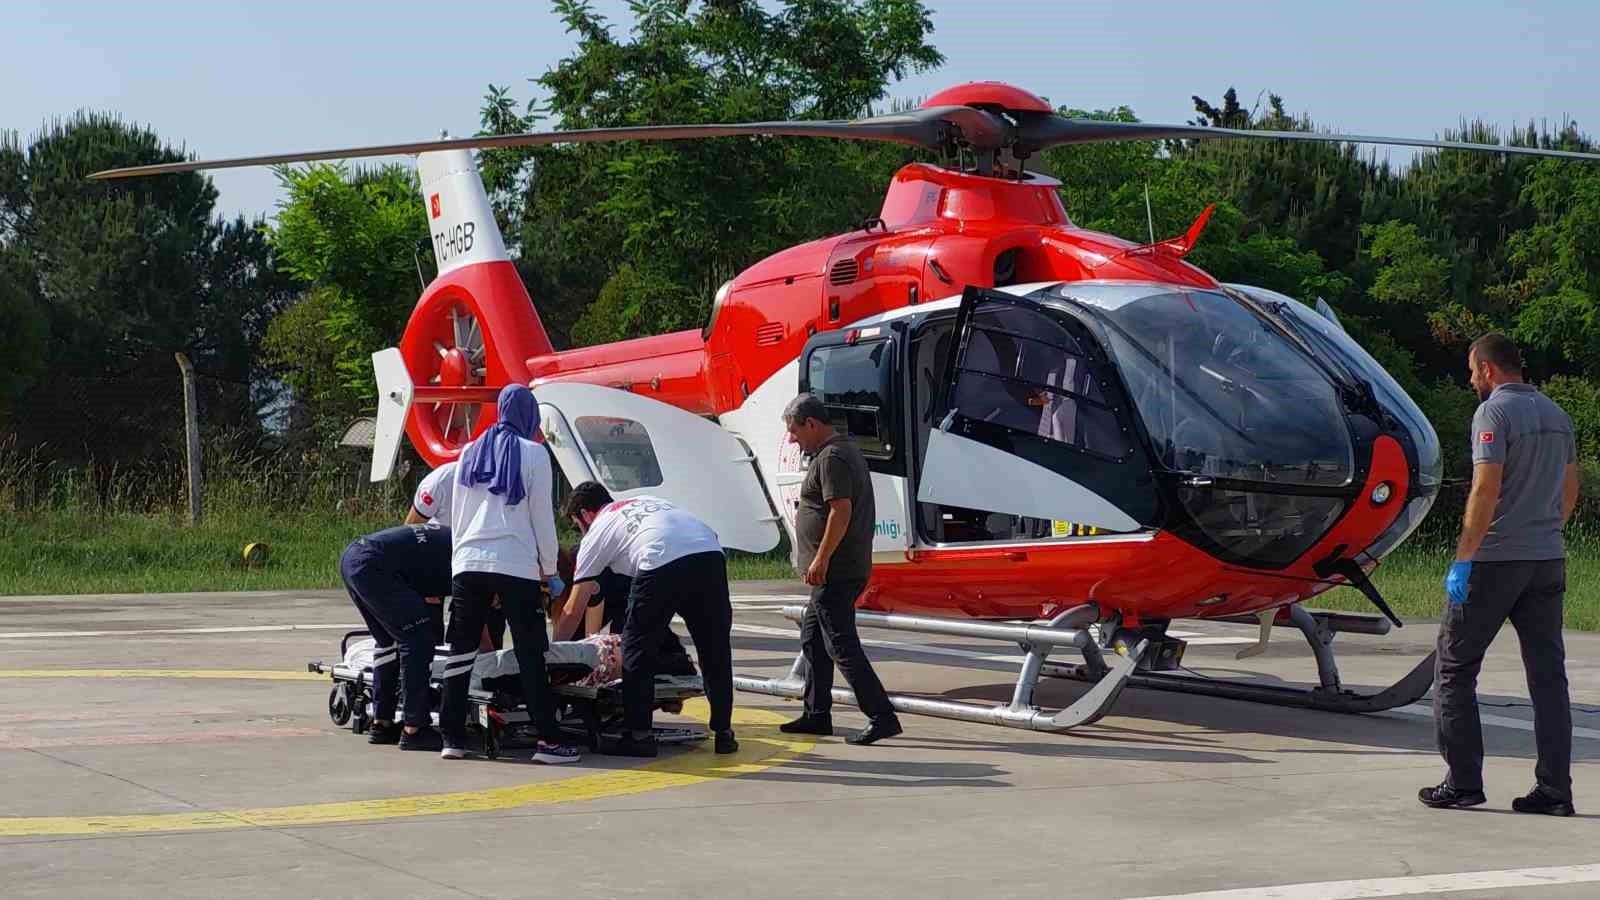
[413,462,456,525]
[573,496,722,582]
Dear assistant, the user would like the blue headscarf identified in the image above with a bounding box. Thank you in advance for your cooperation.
[458,384,540,507]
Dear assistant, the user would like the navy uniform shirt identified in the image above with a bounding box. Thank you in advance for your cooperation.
[351,523,454,597]
[1470,383,1576,562]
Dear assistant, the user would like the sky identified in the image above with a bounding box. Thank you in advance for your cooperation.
[5,1,1597,220]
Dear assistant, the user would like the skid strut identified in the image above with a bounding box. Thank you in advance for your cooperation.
[1045,605,1437,714]
[733,606,1148,732]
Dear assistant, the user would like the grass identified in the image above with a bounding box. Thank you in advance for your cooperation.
[0,506,796,596]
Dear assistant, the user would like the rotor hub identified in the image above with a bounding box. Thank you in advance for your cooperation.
[439,347,472,386]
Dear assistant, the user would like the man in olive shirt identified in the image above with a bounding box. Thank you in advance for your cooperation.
[778,393,903,745]
[1421,333,1580,816]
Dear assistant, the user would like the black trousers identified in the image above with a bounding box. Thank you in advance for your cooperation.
[339,544,438,727]
[800,578,895,721]
[439,572,562,745]
[621,551,734,734]
[1435,558,1571,798]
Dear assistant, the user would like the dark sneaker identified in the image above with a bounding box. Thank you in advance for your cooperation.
[779,713,833,736]
[440,740,468,760]
[1512,786,1575,817]
[1418,782,1486,809]
[846,716,903,746]
[367,722,402,745]
[714,730,739,754]
[533,741,582,765]
[606,733,659,758]
[398,726,444,752]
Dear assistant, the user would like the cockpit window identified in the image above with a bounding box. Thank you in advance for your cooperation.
[1067,287,1354,488]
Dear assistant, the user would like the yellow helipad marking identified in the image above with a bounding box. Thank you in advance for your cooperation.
[0,669,325,681]
[0,671,813,837]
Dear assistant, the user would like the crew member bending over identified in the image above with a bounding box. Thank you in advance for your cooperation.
[438,384,579,764]
[338,522,450,751]
[560,481,738,757]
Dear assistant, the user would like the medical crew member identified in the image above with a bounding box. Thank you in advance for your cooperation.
[780,393,902,745]
[1421,333,1580,816]
[338,523,450,751]
[438,385,579,764]
[561,481,739,757]
[410,461,508,651]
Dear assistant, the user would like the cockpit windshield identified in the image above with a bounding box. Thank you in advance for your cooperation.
[1051,284,1354,488]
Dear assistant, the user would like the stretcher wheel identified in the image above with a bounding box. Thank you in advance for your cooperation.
[329,683,353,727]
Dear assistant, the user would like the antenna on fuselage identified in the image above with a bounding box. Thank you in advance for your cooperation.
[1144,182,1156,245]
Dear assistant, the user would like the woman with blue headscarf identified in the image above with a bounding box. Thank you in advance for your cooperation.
[438,384,581,764]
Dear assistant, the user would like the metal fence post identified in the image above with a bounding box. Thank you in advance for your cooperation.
[175,353,202,525]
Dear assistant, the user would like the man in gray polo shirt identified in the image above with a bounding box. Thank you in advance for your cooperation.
[777,393,903,745]
[1420,333,1581,816]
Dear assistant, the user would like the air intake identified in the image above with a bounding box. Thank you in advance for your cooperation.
[755,322,785,345]
[829,258,859,286]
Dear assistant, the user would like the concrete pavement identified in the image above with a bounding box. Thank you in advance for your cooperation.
[1,587,1597,899]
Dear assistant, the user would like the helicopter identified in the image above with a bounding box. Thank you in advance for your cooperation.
[94,81,1600,734]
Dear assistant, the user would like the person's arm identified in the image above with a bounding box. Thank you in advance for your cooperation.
[584,601,604,636]
[804,498,853,586]
[1562,463,1580,527]
[1455,463,1503,562]
[404,507,427,525]
[528,447,560,580]
[553,580,599,642]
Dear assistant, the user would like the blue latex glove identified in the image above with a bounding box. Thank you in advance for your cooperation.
[546,575,567,598]
[1445,561,1472,605]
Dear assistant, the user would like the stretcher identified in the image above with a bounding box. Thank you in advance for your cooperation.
[308,630,706,757]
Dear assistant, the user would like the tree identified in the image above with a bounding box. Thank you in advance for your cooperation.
[1,113,289,462]
[263,162,429,433]
[479,0,944,346]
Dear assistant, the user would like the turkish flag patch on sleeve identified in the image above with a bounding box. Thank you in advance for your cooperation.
[421,492,434,506]
[1479,431,1494,444]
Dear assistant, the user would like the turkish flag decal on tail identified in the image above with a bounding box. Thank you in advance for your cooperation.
[429,193,441,219]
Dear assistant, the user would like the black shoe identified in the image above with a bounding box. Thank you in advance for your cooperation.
[1512,786,1575,817]
[607,733,659,758]
[1418,782,1486,809]
[367,722,402,745]
[846,717,903,746]
[714,730,739,754]
[779,713,833,736]
[398,726,443,752]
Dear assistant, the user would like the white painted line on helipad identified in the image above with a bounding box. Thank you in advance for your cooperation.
[0,623,364,639]
[1386,703,1600,741]
[1120,862,1600,899]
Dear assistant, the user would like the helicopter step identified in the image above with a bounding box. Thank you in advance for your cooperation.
[1041,602,1438,715]
[733,605,1148,732]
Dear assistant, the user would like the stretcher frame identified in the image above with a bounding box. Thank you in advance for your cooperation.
[308,629,709,757]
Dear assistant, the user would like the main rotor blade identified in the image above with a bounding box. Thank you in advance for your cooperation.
[87,106,1009,180]
[1017,116,1600,162]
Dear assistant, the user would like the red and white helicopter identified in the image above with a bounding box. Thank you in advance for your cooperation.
[96,82,1600,732]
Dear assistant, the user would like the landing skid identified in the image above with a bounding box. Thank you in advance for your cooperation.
[733,606,1148,733]
[1049,603,1437,714]
[733,603,1436,729]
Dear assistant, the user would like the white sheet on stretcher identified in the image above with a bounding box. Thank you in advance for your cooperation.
[343,638,600,693]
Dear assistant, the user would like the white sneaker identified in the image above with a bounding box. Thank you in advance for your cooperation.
[440,745,468,760]
[533,741,581,765]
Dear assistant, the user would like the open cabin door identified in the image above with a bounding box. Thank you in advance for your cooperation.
[533,383,781,553]
[798,324,913,554]
[915,287,1159,534]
